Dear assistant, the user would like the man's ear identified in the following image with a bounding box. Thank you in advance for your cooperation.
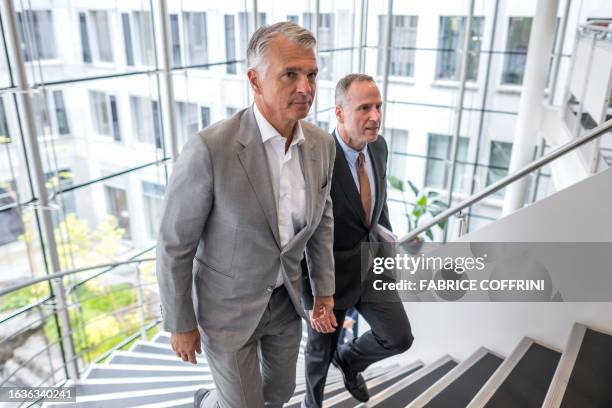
[247,69,261,95]
[335,105,344,124]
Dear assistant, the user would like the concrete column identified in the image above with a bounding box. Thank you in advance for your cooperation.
[502,0,560,216]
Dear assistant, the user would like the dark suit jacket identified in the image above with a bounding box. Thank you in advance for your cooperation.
[303,133,392,310]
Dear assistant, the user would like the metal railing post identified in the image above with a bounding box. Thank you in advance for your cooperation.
[456,211,468,238]
[158,0,179,162]
[135,263,147,341]
[444,0,475,242]
[2,0,78,379]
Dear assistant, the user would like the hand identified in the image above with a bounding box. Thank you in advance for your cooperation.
[170,329,202,364]
[309,295,337,333]
[343,317,356,329]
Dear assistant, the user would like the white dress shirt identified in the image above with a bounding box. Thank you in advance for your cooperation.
[254,103,307,288]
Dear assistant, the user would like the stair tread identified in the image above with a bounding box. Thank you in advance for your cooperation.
[424,352,503,408]
[485,342,560,408]
[371,359,458,407]
[560,328,612,407]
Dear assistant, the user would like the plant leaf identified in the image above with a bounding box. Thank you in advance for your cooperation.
[425,229,434,241]
[388,175,404,191]
[416,195,427,206]
[407,180,419,197]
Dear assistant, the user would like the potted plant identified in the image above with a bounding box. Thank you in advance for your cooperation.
[387,176,449,245]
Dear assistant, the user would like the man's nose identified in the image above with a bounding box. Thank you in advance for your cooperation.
[296,74,312,94]
[370,108,381,123]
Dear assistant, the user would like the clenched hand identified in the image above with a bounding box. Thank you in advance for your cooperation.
[310,295,337,333]
[171,329,202,364]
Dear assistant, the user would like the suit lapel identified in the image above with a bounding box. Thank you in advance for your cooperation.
[333,135,370,228]
[236,107,281,248]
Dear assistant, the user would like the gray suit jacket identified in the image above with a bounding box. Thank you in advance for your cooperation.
[156,106,336,352]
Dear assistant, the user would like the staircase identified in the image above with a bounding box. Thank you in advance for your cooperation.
[41,322,612,407]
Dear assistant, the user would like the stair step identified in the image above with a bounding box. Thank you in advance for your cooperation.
[151,333,171,345]
[544,323,612,407]
[45,386,202,408]
[410,348,503,407]
[71,379,211,397]
[365,356,458,407]
[468,338,560,407]
[286,364,402,407]
[130,342,175,356]
[324,362,424,408]
[107,351,209,368]
[85,365,209,379]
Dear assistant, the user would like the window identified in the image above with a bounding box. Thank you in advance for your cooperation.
[378,16,418,77]
[502,17,532,85]
[0,98,9,141]
[200,106,211,128]
[388,129,409,179]
[142,181,165,239]
[287,15,299,23]
[130,96,161,148]
[225,15,237,74]
[176,101,198,147]
[0,184,24,246]
[89,10,114,63]
[104,186,131,239]
[226,107,238,117]
[132,11,155,66]
[318,14,334,80]
[486,141,513,197]
[239,12,267,59]
[122,12,154,66]
[436,16,484,81]
[169,14,182,67]
[53,90,70,135]
[90,91,121,141]
[317,121,330,132]
[425,134,469,192]
[16,10,57,61]
[31,94,51,135]
[183,12,208,66]
[79,12,92,63]
[122,13,134,66]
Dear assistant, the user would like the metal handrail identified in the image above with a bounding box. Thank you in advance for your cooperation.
[399,118,612,243]
[0,258,156,298]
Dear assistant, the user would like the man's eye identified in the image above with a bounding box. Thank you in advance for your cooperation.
[286,72,297,78]
[308,72,317,79]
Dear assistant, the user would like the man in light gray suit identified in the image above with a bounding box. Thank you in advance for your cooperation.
[156,22,337,408]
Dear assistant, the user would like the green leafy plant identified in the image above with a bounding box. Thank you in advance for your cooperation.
[388,176,449,241]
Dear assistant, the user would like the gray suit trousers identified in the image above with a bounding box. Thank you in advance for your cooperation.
[200,286,302,408]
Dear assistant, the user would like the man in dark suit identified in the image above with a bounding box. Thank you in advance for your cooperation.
[302,74,414,407]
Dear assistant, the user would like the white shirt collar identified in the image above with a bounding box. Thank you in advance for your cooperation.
[253,103,305,147]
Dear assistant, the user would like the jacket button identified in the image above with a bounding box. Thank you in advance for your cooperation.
[266,286,274,292]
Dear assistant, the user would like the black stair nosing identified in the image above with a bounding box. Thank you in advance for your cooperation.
[371,360,458,408]
[72,379,211,397]
[86,367,208,379]
[45,389,198,408]
[108,354,209,367]
[484,342,561,408]
[560,327,612,408]
[423,352,504,408]
[327,363,424,408]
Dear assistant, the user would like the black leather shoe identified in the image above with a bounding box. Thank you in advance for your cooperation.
[193,388,210,408]
[331,350,370,402]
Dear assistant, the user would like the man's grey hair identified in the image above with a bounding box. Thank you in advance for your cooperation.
[335,73,376,106]
[247,22,316,72]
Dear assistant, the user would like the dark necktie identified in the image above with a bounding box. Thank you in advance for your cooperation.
[357,152,371,226]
